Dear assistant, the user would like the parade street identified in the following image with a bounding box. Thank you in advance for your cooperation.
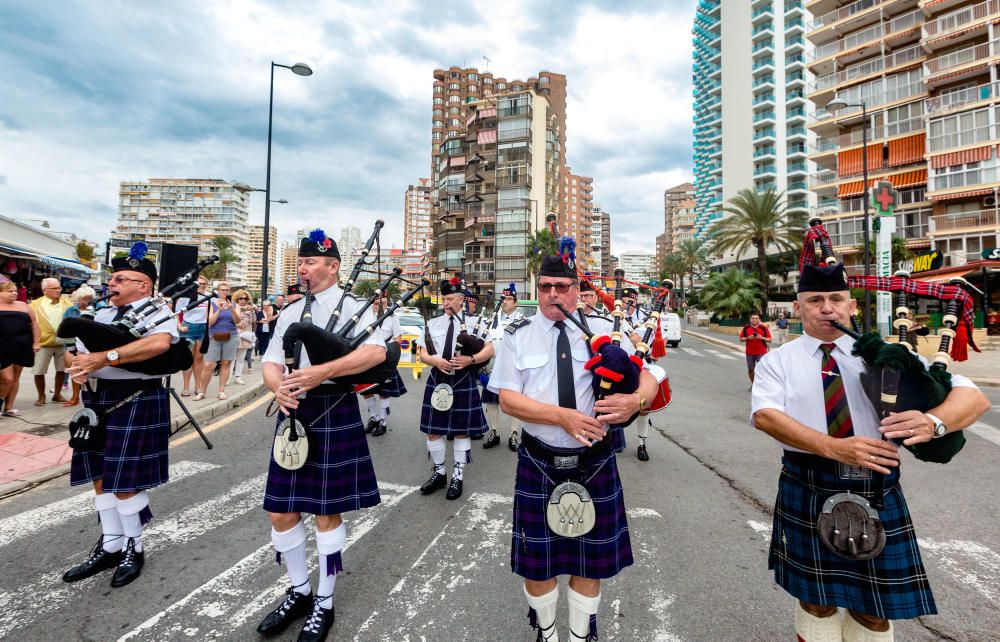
[1,335,997,642]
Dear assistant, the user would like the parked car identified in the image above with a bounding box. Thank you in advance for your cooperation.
[660,312,682,347]
[396,313,425,337]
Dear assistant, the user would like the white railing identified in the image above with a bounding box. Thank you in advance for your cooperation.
[926,82,1000,114]
[925,41,998,76]
[809,10,921,62]
[931,165,998,191]
[930,208,999,232]
[924,0,1000,39]
[927,123,993,152]
[812,0,881,30]
[811,44,922,92]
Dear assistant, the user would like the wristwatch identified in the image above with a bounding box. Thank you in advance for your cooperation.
[925,412,947,438]
[106,350,121,366]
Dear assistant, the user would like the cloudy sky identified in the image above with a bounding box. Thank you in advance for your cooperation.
[0,0,695,254]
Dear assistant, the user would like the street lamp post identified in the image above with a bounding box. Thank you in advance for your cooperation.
[233,181,288,298]
[261,61,312,304]
[826,97,872,333]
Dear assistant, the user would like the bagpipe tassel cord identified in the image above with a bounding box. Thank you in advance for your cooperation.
[650,315,667,359]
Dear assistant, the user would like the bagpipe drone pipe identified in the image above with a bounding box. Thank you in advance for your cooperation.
[57,255,220,376]
[454,273,486,363]
[805,217,970,463]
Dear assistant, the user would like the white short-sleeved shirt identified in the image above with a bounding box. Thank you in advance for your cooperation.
[77,296,180,380]
[175,294,209,324]
[489,312,635,449]
[751,332,978,452]
[486,309,524,344]
[416,313,480,356]
[375,314,403,343]
[262,285,385,372]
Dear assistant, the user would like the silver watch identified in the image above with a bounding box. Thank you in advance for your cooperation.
[925,413,947,438]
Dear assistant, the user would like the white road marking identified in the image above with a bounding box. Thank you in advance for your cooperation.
[747,520,772,542]
[119,482,419,641]
[680,347,701,356]
[968,421,1000,447]
[647,590,683,642]
[704,348,737,360]
[0,460,219,549]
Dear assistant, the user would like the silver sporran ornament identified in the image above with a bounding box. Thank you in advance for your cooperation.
[273,417,309,471]
[430,382,454,411]
[546,481,596,538]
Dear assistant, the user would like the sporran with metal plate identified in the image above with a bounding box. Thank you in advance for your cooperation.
[68,408,103,451]
[817,491,886,561]
[273,416,309,471]
[546,480,597,538]
[431,382,454,411]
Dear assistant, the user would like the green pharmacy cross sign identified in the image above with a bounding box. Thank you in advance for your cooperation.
[871,180,900,217]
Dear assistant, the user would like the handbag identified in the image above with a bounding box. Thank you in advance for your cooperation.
[212,331,232,342]
[239,330,255,343]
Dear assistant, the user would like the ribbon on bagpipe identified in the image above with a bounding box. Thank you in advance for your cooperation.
[801,222,979,360]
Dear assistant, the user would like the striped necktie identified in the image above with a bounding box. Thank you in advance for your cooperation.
[820,343,853,439]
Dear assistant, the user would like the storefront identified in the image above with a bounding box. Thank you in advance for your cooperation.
[0,217,100,300]
[911,258,1000,330]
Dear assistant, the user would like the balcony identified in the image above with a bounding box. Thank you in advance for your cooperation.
[752,58,775,72]
[926,81,1000,115]
[497,127,530,142]
[923,0,1000,45]
[753,92,775,106]
[811,169,839,187]
[754,128,776,142]
[924,40,999,82]
[752,5,773,22]
[754,146,777,158]
[928,114,993,153]
[811,0,885,34]
[753,111,777,124]
[753,74,776,89]
[808,10,921,65]
[930,165,998,192]
[788,161,809,174]
[498,105,532,118]
[754,164,777,177]
[929,209,1000,234]
[810,44,922,95]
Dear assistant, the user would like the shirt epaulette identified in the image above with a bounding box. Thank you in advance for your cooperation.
[505,318,531,335]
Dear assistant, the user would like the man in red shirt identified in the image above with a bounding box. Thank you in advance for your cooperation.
[740,313,772,388]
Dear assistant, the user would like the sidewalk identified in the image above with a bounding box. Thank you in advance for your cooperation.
[0,356,267,497]
[683,323,1000,388]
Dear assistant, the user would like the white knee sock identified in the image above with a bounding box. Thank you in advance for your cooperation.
[272,521,311,595]
[524,585,559,642]
[567,586,600,641]
[316,523,347,609]
[453,438,471,480]
[484,403,500,434]
[116,491,151,552]
[427,438,446,474]
[637,418,648,441]
[794,602,842,642]
[94,493,124,553]
[508,415,520,439]
[364,396,378,420]
[842,612,893,642]
[379,397,390,419]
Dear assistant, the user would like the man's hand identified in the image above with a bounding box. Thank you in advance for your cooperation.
[449,355,474,371]
[279,364,328,398]
[826,436,900,475]
[880,411,935,446]
[66,351,108,384]
[594,392,641,425]
[558,408,606,447]
[32,342,40,353]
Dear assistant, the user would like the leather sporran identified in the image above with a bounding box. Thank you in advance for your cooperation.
[546,481,596,538]
[817,492,886,561]
[67,408,105,452]
[273,417,309,471]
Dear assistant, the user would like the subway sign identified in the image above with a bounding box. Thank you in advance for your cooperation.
[898,249,943,274]
[983,248,999,260]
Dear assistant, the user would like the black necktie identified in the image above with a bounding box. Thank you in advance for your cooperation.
[442,316,455,361]
[555,321,576,409]
[113,305,131,321]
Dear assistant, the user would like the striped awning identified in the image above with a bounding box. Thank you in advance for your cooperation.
[930,145,994,169]
[837,168,927,197]
[888,133,925,167]
[477,129,497,145]
[928,63,989,84]
[929,187,995,201]
[448,155,466,167]
[837,143,882,177]
[891,168,927,188]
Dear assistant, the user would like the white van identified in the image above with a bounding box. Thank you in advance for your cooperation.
[660,312,682,347]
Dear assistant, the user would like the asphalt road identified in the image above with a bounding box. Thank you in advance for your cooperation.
[0,336,997,641]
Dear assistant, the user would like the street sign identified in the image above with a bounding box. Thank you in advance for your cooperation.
[983,248,1000,260]
[400,339,410,350]
[871,181,900,217]
[874,181,897,336]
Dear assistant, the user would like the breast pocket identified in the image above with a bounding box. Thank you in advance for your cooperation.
[516,352,549,396]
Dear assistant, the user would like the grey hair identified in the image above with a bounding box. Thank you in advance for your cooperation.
[41,277,60,289]
[71,285,96,304]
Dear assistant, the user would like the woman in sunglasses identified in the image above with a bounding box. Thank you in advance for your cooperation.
[231,289,256,385]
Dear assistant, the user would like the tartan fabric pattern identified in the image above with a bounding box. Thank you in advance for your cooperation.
[820,344,853,438]
[480,372,500,405]
[419,368,488,436]
[511,444,633,581]
[768,455,936,620]
[70,387,170,493]
[377,369,407,398]
[264,393,381,515]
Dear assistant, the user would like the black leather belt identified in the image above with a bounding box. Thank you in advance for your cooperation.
[305,383,354,398]
[783,450,874,480]
[94,378,163,394]
[521,431,612,469]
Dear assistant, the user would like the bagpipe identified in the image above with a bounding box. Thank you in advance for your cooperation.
[632,279,673,413]
[805,217,970,464]
[454,272,486,364]
[57,256,220,376]
[79,292,114,319]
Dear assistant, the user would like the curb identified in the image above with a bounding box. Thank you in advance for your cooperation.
[683,329,1000,389]
[0,381,267,501]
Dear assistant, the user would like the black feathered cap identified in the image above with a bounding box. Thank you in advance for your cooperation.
[622,287,638,300]
[440,275,462,296]
[579,279,596,292]
[538,255,578,279]
[111,242,157,284]
[299,228,340,259]
[798,263,849,293]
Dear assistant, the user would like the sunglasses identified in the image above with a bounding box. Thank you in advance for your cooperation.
[537,283,574,294]
[108,275,146,285]
[237,297,248,301]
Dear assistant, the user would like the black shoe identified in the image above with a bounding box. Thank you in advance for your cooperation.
[420,469,447,494]
[110,537,145,588]
[371,419,387,437]
[297,596,335,642]
[62,536,122,583]
[257,586,313,636]
[385,406,391,417]
[445,477,463,500]
[508,431,520,452]
[637,443,649,462]
[482,430,500,449]
[365,417,378,434]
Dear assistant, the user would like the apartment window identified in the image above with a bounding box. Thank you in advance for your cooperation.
[539,76,550,85]
[449,95,460,103]
[433,120,444,129]
[434,86,444,94]
[434,97,444,105]
[483,77,492,85]
[496,82,506,90]
[933,160,996,190]
[468,73,478,81]
[468,85,478,92]
[450,72,460,79]
[449,106,460,114]
[449,83,460,90]
[885,101,923,138]
[511,84,522,91]
[449,118,461,126]
[928,106,991,151]
[433,109,444,118]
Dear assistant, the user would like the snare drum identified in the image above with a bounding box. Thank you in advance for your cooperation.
[643,363,672,413]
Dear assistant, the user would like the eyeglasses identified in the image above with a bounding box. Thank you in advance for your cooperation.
[237,297,248,301]
[108,275,146,285]
[537,282,574,294]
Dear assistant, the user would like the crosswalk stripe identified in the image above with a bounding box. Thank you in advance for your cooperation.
[681,347,701,356]
[0,460,219,549]
[704,348,737,360]
[969,421,1000,447]
[118,482,420,641]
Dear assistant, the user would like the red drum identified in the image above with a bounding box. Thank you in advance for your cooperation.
[643,364,672,413]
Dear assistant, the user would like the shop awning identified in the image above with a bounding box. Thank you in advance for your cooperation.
[40,256,97,275]
[0,241,41,259]
[0,241,96,276]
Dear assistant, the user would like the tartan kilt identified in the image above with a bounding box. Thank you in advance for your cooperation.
[768,454,936,620]
[480,372,500,405]
[420,369,488,437]
[511,440,633,581]
[70,386,170,493]
[264,393,381,516]
[377,369,407,398]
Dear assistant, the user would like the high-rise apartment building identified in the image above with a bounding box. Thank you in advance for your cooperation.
[657,182,696,268]
[246,224,277,297]
[279,241,299,294]
[692,0,815,244]
[590,205,612,278]
[562,169,593,269]
[114,178,250,282]
[808,0,999,274]
[338,226,363,266]
[404,179,434,254]
[620,251,656,283]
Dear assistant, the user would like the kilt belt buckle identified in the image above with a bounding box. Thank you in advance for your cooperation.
[837,463,873,480]
[553,455,579,469]
[546,481,596,538]
[816,492,886,561]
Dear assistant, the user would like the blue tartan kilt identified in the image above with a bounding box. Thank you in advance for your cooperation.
[768,454,936,620]
[264,393,381,516]
[70,386,170,493]
[511,438,633,581]
[419,369,488,437]
[377,369,407,398]
[480,371,499,405]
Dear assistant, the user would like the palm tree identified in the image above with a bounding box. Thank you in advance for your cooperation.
[708,188,806,312]
[699,269,763,320]
[673,238,710,295]
[527,228,557,277]
[203,236,238,280]
[660,253,685,286]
